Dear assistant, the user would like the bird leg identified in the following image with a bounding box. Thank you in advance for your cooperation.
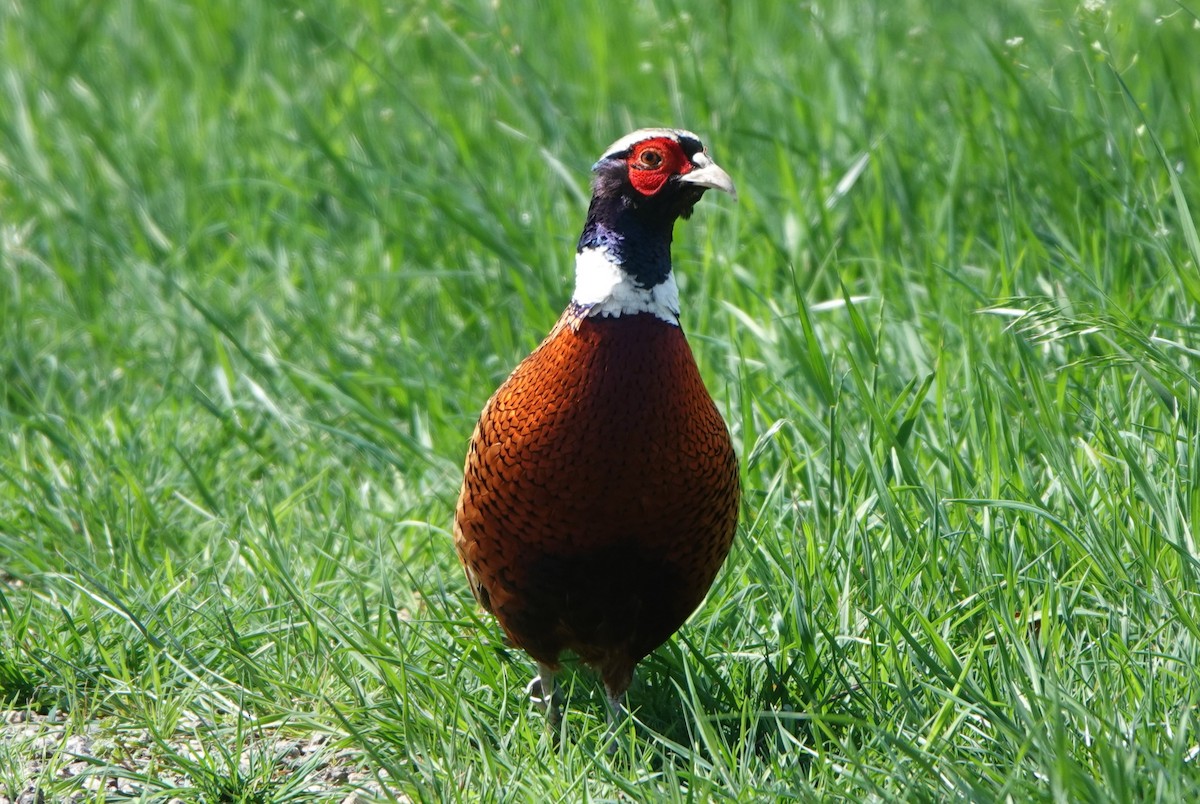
[526,662,560,725]
[602,685,628,755]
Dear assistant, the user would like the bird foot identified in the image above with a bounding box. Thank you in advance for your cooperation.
[601,723,621,756]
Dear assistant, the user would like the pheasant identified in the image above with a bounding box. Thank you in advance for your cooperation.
[454,128,740,740]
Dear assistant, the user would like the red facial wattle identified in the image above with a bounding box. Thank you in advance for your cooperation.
[626,137,694,196]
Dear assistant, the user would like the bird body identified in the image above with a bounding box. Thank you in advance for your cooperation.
[454,128,739,733]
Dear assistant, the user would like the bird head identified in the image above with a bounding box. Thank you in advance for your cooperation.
[572,128,735,321]
[589,128,737,222]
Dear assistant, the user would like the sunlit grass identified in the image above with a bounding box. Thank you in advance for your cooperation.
[2,0,1199,799]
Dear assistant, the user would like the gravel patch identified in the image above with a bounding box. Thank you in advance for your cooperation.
[0,710,406,803]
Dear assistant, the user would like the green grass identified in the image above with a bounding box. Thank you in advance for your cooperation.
[2,0,1199,799]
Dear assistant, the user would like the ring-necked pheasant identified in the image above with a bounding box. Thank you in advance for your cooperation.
[454,128,740,740]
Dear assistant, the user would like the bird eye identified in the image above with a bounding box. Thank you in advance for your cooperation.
[638,149,664,168]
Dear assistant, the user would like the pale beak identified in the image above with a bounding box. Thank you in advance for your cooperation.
[679,152,738,201]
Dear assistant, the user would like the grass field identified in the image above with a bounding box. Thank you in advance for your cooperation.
[2,0,1199,800]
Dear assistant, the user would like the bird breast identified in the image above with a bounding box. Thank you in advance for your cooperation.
[460,309,736,554]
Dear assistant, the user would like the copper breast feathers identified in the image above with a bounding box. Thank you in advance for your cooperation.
[454,309,739,670]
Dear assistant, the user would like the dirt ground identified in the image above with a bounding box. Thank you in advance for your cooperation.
[0,710,403,803]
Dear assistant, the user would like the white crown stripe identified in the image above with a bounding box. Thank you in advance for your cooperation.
[598,128,704,161]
